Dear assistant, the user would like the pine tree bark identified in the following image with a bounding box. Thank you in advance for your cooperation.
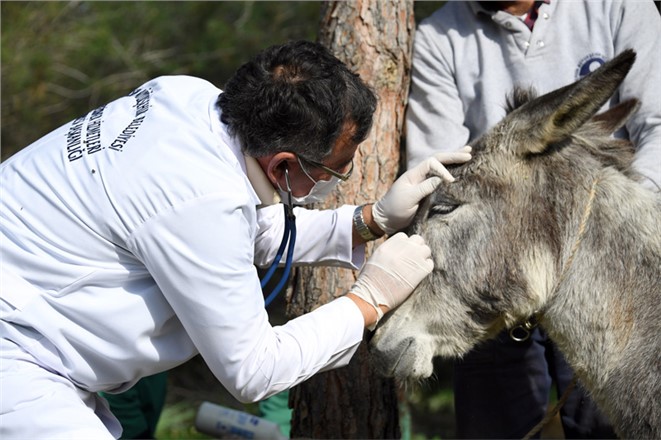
[286,1,415,438]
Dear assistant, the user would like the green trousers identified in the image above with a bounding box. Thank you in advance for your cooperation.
[100,372,168,439]
[259,390,292,438]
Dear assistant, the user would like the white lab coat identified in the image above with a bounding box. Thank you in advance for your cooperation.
[0,76,365,436]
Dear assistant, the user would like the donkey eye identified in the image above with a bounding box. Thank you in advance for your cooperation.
[429,202,458,217]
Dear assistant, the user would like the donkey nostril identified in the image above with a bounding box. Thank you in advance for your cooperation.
[386,337,415,377]
[370,336,416,378]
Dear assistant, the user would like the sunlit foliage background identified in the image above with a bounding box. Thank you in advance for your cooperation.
[1,1,324,159]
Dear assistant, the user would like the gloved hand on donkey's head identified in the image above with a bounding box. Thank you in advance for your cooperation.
[349,232,434,330]
[371,146,472,235]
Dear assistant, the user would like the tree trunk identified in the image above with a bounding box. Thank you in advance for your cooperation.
[287,1,415,438]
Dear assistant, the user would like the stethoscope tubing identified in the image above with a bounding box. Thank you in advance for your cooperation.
[262,168,297,307]
[262,204,296,306]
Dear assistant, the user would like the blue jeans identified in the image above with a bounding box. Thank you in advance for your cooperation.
[453,328,616,439]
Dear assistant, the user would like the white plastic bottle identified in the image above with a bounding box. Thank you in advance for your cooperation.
[195,401,288,439]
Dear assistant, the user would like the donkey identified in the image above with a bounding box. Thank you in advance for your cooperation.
[370,49,660,439]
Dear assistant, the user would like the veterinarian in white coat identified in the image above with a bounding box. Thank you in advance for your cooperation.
[0,40,471,439]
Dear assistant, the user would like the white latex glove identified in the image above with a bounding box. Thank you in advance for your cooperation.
[372,146,472,235]
[350,232,434,330]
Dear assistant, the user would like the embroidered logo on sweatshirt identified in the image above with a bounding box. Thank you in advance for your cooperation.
[576,53,606,79]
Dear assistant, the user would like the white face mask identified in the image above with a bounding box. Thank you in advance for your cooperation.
[277,164,342,205]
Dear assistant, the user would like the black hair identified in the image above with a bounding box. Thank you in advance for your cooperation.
[217,40,377,161]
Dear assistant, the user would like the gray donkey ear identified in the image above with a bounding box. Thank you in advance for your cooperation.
[511,49,636,155]
[591,98,640,134]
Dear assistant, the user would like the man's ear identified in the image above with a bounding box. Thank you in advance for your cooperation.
[258,152,297,188]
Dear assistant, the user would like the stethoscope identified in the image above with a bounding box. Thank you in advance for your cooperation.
[261,168,297,307]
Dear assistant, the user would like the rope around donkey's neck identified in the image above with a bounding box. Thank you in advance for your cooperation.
[522,376,577,440]
[521,176,600,440]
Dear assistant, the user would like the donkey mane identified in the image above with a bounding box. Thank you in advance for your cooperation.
[505,86,538,112]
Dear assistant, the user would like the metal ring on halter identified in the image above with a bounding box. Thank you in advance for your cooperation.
[508,315,540,342]
[261,168,296,307]
[509,325,532,342]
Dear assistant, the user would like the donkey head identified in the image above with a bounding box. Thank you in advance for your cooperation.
[370,50,640,381]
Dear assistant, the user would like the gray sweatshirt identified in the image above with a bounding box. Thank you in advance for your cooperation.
[406,0,661,189]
